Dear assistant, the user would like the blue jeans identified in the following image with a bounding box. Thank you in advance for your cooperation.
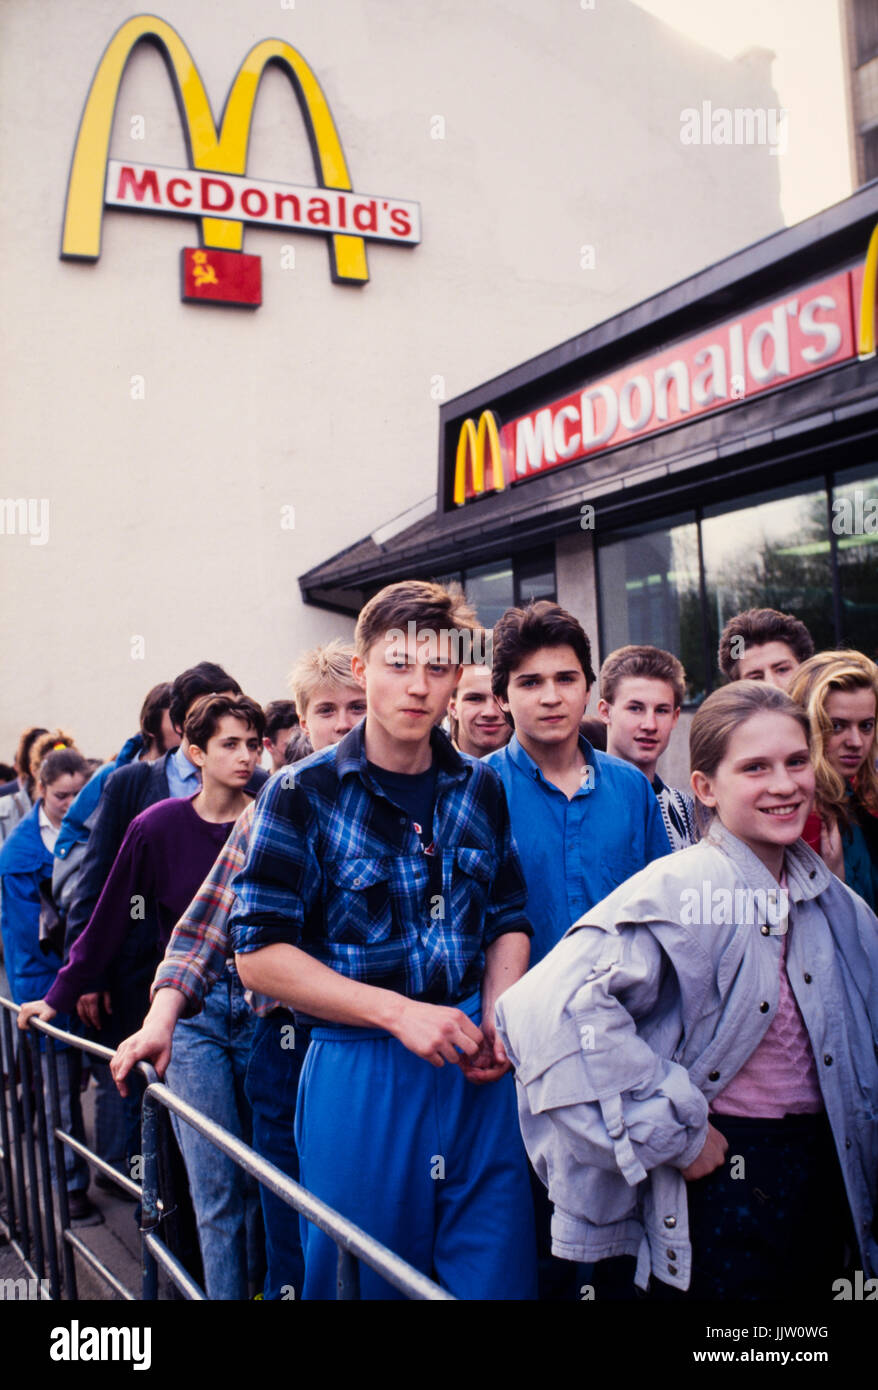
[165,965,263,1300]
[91,1060,129,1171]
[244,1010,309,1299]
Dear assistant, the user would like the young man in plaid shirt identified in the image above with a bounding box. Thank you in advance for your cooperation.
[231,581,537,1299]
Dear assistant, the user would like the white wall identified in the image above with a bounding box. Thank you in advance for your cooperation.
[0,0,782,760]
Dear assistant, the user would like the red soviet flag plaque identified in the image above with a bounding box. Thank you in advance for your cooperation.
[181,247,262,307]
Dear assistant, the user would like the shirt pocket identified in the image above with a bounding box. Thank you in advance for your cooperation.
[449,846,497,935]
[325,857,394,945]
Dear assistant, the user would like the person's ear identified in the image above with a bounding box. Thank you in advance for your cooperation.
[671,706,681,728]
[188,743,207,770]
[690,770,716,807]
[351,654,367,691]
[596,697,611,725]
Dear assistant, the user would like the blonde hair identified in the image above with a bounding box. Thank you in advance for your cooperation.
[288,640,359,717]
[788,650,878,827]
[689,682,811,834]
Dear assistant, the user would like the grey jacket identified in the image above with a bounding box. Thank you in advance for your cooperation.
[495,824,878,1292]
[0,786,30,849]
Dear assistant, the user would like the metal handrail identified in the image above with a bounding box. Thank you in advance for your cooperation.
[0,994,453,1301]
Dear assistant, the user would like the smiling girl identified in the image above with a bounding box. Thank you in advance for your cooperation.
[495,680,878,1301]
[789,650,878,912]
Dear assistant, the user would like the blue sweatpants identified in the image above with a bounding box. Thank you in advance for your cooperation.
[295,998,537,1301]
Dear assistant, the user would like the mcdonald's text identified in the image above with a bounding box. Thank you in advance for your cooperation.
[454,263,871,503]
[106,161,420,243]
[509,272,854,478]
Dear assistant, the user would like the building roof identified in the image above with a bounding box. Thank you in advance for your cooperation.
[300,183,878,615]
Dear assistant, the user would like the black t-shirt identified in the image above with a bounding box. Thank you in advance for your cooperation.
[367,761,437,850]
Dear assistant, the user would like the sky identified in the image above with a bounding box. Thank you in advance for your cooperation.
[633,0,852,227]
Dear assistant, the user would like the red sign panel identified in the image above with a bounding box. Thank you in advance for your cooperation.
[457,270,859,501]
[181,247,262,307]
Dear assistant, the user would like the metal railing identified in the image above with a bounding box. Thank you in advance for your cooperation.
[0,994,452,1300]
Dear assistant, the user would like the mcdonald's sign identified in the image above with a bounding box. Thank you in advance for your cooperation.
[61,14,420,306]
[858,221,878,360]
[453,412,508,505]
[452,225,878,505]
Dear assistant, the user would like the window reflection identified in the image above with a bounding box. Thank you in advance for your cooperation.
[435,549,556,627]
[834,467,878,661]
[515,550,556,607]
[598,515,704,699]
[701,483,836,664]
[462,560,515,628]
[598,467,878,699]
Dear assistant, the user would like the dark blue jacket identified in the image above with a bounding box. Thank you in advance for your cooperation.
[55,732,145,861]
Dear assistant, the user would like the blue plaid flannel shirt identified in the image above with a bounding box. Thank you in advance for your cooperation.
[230,721,532,1007]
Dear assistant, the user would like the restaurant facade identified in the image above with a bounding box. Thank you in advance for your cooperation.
[303,185,878,742]
[0,0,846,757]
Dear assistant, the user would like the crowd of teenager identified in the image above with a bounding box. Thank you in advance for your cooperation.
[1,586,876,1301]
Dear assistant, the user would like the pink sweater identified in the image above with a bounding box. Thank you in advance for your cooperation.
[712,923,823,1119]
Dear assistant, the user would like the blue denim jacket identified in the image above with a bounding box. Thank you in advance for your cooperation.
[495,823,878,1291]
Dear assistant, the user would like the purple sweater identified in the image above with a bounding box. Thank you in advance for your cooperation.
[46,796,236,1014]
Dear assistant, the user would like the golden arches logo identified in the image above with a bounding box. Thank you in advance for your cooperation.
[61,13,368,283]
[858,222,878,360]
[453,412,506,505]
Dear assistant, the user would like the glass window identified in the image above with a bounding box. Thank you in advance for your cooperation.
[701,482,835,666]
[462,559,514,628]
[865,128,878,184]
[515,548,556,607]
[833,466,878,662]
[853,0,878,65]
[598,513,705,700]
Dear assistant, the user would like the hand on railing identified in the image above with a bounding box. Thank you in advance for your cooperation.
[16,998,57,1031]
[110,988,186,1096]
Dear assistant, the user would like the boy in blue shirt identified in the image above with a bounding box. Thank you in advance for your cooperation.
[231,581,537,1300]
[483,601,671,1298]
[484,602,671,967]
